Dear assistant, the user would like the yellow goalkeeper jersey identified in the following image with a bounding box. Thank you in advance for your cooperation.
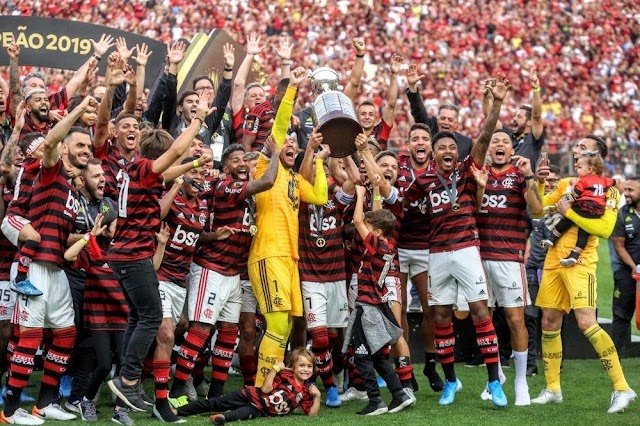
[249,86,328,263]
[539,178,620,270]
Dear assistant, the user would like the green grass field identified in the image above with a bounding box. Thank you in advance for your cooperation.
[18,358,640,425]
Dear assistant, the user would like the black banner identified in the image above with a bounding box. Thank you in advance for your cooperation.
[0,16,166,88]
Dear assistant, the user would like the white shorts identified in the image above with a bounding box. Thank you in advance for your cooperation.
[1,215,30,247]
[428,246,489,306]
[384,276,401,304]
[348,273,358,311]
[398,248,429,278]
[240,279,260,314]
[159,281,187,324]
[301,280,348,329]
[187,264,241,325]
[0,279,16,321]
[12,261,74,328]
[482,260,530,308]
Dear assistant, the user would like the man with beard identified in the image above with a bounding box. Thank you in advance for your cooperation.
[405,64,472,160]
[395,123,443,392]
[248,67,329,387]
[475,130,543,406]
[531,136,635,413]
[19,89,54,137]
[169,141,281,407]
[403,75,509,407]
[483,67,544,170]
[1,97,97,425]
[0,84,10,146]
[356,55,402,152]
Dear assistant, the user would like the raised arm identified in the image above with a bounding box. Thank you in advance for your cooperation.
[272,66,306,147]
[353,185,369,240]
[559,186,620,239]
[513,155,543,216]
[119,65,138,115]
[471,75,510,166]
[299,130,322,183]
[246,136,280,196]
[132,43,150,101]
[405,63,435,128]
[0,102,25,173]
[203,44,234,132]
[354,132,392,198]
[7,43,21,116]
[343,38,366,102]
[94,53,126,151]
[529,67,543,140]
[44,96,98,168]
[159,176,183,219]
[274,35,293,79]
[161,42,185,130]
[299,144,330,206]
[381,54,402,126]
[66,34,115,98]
[231,32,264,115]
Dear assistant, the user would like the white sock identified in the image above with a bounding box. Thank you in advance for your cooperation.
[512,350,528,389]
[497,359,506,384]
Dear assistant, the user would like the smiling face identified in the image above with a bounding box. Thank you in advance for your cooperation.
[488,131,513,168]
[376,154,398,185]
[182,167,205,198]
[188,137,205,158]
[432,137,458,173]
[223,149,249,181]
[0,87,6,114]
[63,131,92,169]
[437,108,458,132]
[134,94,147,118]
[511,108,529,135]
[357,104,377,132]
[624,180,640,207]
[79,104,98,128]
[408,128,432,166]
[292,355,314,383]
[245,86,266,110]
[116,117,140,153]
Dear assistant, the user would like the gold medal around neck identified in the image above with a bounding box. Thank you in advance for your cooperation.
[316,238,326,248]
[249,225,258,236]
[452,203,461,211]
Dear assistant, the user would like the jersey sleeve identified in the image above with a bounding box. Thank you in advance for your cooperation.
[136,159,163,190]
[299,159,328,206]
[363,232,379,256]
[565,186,620,239]
[543,178,571,207]
[272,87,297,147]
[299,388,315,415]
[254,153,275,180]
[612,210,626,239]
[40,159,63,186]
[573,178,586,197]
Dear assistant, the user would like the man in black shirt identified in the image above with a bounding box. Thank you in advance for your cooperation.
[611,177,640,356]
[405,64,472,159]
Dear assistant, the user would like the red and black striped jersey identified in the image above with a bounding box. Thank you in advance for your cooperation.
[0,185,17,281]
[368,120,392,151]
[6,157,40,218]
[157,195,208,285]
[476,165,528,262]
[403,157,480,253]
[19,89,68,137]
[396,156,434,250]
[194,178,251,276]
[243,100,274,152]
[94,141,136,201]
[241,370,316,417]
[28,160,79,267]
[75,249,129,332]
[298,191,351,282]
[232,109,246,145]
[107,158,164,261]
[356,232,395,305]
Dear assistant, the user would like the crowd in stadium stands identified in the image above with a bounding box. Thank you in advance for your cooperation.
[1,0,639,173]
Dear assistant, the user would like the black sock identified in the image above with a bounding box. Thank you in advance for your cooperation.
[423,352,437,375]
[208,381,224,399]
[170,379,186,398]
[3,385,22,417]
[566,250,580,260]
[442,362,456,383]
[487,362,499,383]
[36,383,58,409]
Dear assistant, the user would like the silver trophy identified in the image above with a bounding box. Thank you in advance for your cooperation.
[310,67,362,158]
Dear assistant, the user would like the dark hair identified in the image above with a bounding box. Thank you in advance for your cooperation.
[192,76,214,90]
[585,134,608,158]
[139,129,174,159]
[519,105,533,120]
[343,222,357,240]
[358,100,376,110]
[432,131,457,147]
[114,113,140,127]
[18,132,46,155]
[293,151,305,173]
[549,164,561,175]
[63,126,91,143]
[276,78,290,94]
[84,157,103,169]
[492,128,510,137]
[67,95,85,114]
[244,151,259,161]
[375,150,397,163]
[178,91,199,107]
[181,156,196,166]
[364,209,396,237]
[221,144,245,166]
[438,103,460,115]
[409,123,431,138]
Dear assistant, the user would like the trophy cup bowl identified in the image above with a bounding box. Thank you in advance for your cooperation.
[310,68,362,158]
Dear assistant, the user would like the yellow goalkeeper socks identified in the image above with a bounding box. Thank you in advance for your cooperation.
[541,329,562,392]
[584,324,629,391]
[255,311,293,387]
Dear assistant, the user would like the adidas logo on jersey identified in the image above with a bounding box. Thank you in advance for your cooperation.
[177,212,185,219]
[428,182,437,188]
[355,344,369,355]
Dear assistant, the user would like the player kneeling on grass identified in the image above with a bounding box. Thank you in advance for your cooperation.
[340,185,413,416]
[174,348,320,424]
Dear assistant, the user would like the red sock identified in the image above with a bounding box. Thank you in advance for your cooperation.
[8,328,43,389]
[310,327,334,389]
[16,240,38,277]
[239,353,257,386]
[210,327,238,391]
[154,360,171,400]
[474,317,499,365]
[174,327,208,382]
[435,322,456,382]
[394,356,413,387]
[42,326,76,387]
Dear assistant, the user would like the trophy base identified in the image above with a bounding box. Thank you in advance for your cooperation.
[317,118,362,158]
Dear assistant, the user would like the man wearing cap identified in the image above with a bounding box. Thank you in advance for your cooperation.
[20,89,54,137]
